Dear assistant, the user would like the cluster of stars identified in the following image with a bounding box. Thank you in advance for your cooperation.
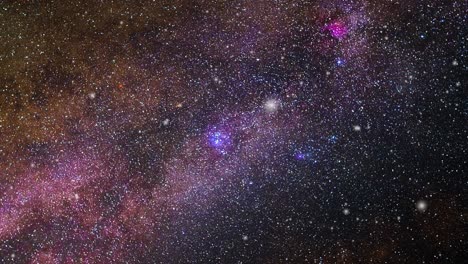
[0,0,465,263]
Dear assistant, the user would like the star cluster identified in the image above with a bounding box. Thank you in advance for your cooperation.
[0,0,466,263]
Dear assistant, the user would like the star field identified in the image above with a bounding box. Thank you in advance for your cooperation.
[0,0,466,263]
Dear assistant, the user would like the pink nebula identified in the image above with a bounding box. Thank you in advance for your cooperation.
[325,21,348,39]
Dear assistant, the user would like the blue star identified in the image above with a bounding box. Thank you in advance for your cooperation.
[295,153,307,160]
[336,58,345,66]
[328,135,338,144]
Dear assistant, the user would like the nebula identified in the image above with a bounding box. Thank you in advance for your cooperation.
[0,0,465,263]
[325,21,349,39]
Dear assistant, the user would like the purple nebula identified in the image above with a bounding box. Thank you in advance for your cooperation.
[325,21,348,39]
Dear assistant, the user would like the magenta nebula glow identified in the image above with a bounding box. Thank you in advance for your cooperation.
[0,0,465,263]
[325,21,349,39]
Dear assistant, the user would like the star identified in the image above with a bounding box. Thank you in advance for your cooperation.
[0,0,464,262]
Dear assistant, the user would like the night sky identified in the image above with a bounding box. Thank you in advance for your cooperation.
[0,0,467,263]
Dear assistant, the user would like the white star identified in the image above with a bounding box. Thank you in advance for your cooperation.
[416,200,427,212]
[264,99,280,113]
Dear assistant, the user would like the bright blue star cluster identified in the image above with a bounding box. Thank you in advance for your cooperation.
[208,130,232,154]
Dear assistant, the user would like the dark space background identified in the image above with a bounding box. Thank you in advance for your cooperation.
[0,0,466,263]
